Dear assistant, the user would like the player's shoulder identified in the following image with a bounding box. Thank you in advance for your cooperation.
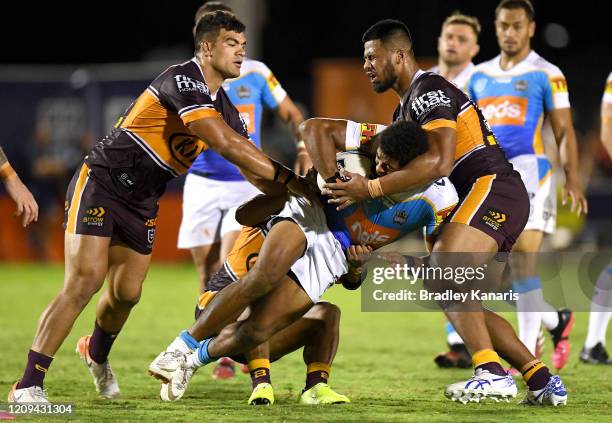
[525,51,565,79]
[239,58,275,78]
[151,58,210,96]
[471,56,500,76]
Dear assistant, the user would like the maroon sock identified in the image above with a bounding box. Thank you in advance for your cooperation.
[305,370,329,391]
[17,350,53,389]
[475,361,507,376]
[526,366,552,391]
[250,367,271,389]
[88,321,118,364]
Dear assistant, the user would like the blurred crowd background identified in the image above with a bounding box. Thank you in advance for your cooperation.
[1,0,610,261]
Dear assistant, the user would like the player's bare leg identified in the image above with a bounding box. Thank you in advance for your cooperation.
[76,243,151,399]
[188,220,307,341]
[10,233,110,402]
[190,243,221,293]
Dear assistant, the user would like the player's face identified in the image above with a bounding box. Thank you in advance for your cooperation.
[495,8,535,56]
[211,29,246,79]
[438,24,479,66]
[375,149,401,176]
[363,40,398,93]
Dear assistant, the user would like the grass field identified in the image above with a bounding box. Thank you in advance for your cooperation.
[1,263,611,422]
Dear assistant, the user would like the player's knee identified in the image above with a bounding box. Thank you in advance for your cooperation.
[236,321,271,349]
[111,288,142,308]
[312,302,341,323]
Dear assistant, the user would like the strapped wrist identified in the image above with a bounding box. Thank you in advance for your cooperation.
[367,178,384,198]
[0,163,17,182]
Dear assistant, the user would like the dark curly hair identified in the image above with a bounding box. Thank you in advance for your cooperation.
[194,10,245,46]
[378,121,429,167]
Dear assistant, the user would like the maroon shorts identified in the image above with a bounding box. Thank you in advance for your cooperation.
[63,164,159,255]
[447,171,529,252]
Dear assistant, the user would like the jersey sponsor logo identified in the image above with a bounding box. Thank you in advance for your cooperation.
[267,73,280,91]
[350,221,391,246]
[236,85,251,99]
[169,133,206,168]
[478,96,528,126]
[236,103,256,134]
[82,207,105,226]
[393,211,407,225]
[473,78,487,95]
[359,123,378,144]
[550,77,568,93]
[145,218,157,227]
[481,208,507,231]
[515,80,528,91]
[411,90,452,117]
[174,75,209,95]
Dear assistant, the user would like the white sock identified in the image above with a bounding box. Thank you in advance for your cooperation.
[540,309,559,331]
[169,336,192,354]
[585,266,612,349]
[514,278,547,355]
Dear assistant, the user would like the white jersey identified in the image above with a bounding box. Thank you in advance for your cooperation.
[429,62,475,92]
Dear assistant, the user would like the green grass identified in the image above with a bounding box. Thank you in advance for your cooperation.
[1,263,611,422]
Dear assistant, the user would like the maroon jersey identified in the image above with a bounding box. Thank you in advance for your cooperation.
[393,70,513,194]
[86,58,249,204]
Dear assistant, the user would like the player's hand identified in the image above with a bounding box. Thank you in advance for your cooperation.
[562,177,588,216]
[293,148,313,176]
[287,174,319,206]
[346,244,373,268]
[323,171,370,211]
[4,175,38,227]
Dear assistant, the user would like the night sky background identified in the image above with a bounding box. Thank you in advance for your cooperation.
[1,0,609,130]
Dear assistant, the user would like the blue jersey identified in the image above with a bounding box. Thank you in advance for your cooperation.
[468,51,570,160]
[324,179,457,251]
[189,59,287,181]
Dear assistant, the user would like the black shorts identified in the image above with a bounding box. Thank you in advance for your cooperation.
[63,163,159,255]
[447,171,529,252]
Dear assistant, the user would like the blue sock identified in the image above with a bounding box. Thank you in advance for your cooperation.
[513,276,541,294]
[196,338,215,366]
[179,330,200,350]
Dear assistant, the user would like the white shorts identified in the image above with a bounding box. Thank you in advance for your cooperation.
[509,154,556,234]
[277,196,348,303]
[177,173,260,249]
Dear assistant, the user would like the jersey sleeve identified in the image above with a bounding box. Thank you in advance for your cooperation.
[345,120,387,151]
[543,66,570,111]
[155,66,221,125]
[257,63,287,109]
[603,71,612,105]
[409,76,460,131]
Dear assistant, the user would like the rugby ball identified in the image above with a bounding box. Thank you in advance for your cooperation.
[316,151,374,190]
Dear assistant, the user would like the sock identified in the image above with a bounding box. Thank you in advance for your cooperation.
[17,350,53,389]
[585,265,612,348]
[305,362,330,390]
[175,330,199,353]
[89,321,119,364]
[445,321,464,346]
[248,359,271,388]
[521,360,551,391]
[188,338,215,368]
[472,349,506,376]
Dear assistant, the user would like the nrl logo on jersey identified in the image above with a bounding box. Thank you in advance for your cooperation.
[411,90,451,117]
[174,75,209,95]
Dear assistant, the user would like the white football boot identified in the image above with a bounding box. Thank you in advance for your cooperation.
[445,368,517,403]
[76,335,120,399]
[159,353,199,402]
[8,383,50,403]
[521,375,567,406]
